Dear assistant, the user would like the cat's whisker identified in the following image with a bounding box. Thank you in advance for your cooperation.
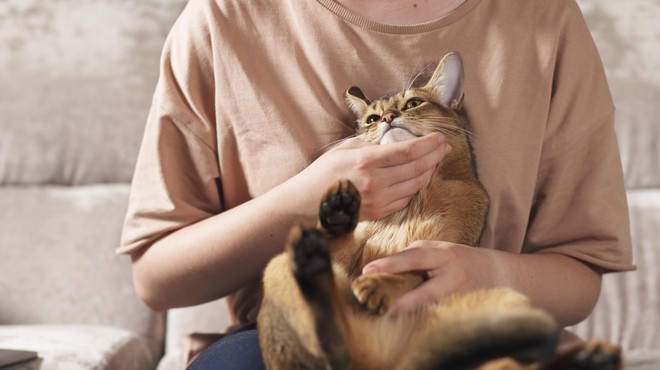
[405,61,431,91]
[452,128,477,141]
[438,123,473,136]
[433,123,478,143]
[318,135,357,154]
[435,127,461,139]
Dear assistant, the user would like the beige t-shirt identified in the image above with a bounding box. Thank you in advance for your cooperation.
[119,0,635,325]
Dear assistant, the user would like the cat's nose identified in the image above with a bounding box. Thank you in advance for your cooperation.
[381,112,397,123]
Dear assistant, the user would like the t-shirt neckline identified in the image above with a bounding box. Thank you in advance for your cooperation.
[314,0,483,34]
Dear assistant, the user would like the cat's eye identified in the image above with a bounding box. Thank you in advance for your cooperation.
[366,115,381,125]
[404,98,424,110]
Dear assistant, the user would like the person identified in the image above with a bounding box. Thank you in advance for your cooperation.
[118,0,635,368]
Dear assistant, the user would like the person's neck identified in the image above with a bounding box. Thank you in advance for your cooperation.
[335,0,466,25]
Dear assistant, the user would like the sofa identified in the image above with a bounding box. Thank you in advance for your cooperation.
[0,1,658,369]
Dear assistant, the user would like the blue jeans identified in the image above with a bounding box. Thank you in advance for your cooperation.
[187,324,266,370]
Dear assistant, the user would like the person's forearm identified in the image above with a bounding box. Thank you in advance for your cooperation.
[490,250,602,327]
[130,180,312,311]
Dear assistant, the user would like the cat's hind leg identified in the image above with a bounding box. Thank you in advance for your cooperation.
[259,179,361,370]
[290,225,352,370]
[259,225,351,370]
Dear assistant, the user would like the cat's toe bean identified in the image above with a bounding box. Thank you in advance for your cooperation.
[319,179,361,235]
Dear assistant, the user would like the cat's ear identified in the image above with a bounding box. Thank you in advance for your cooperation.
[425,52,465,110]
[344,86,371,117]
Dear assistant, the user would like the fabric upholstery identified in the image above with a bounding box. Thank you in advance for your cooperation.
[0,185,165,368]
[0,1,187,369]
[0,186,160,333]
[569,1,660,368]
[0,325,159,370]
[571,191,660,363]
[576,0,660,189]
[0,0,186,186]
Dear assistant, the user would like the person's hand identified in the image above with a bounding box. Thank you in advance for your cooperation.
[361,241,503,315]
[290,132,451,221]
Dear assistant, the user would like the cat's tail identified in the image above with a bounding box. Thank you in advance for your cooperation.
[397,307,559,370]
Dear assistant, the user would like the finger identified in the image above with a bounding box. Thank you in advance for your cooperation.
[376,144,445,186]
[386,141,451,188]
[362,243,452,274]
[360,169,432,220]
[367,133,447,168]
[360,166,433,217]
[359,195,412,221]
[387,275,458,316]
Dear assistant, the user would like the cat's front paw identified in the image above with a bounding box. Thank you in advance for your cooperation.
[352,274,391,315]
[319,179,360,235]
[351,273,423,315]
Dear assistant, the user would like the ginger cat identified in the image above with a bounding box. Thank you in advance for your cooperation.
[257,52,621,370]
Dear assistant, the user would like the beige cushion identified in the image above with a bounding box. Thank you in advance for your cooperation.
[0,185,163,340]
[0,325,160,370]
[570,2,660,367]
[578,0,660,188]
[571,190,660,367]
[0,0,186,185]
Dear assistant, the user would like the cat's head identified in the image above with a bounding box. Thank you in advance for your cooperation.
[345,52,466,145]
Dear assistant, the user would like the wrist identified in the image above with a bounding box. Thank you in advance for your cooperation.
[271,172,322,225]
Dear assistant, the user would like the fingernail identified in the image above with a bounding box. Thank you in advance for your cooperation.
[362,265,377,274]
[444,144,452,155]
[435,133,445,145]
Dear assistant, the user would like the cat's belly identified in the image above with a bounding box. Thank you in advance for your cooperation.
[350,210,448,275]
[380,127,417,145]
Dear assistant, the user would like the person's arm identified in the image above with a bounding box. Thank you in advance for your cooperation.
[129,134,451,311]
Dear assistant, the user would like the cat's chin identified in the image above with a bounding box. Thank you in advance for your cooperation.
[379,128,418,145]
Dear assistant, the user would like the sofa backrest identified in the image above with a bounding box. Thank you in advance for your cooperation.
[571,0,660,364]
[0,0,187,342]
[0,0,187,186]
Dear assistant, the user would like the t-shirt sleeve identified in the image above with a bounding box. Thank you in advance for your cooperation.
[522,1,635,272]
[117,0,221,255]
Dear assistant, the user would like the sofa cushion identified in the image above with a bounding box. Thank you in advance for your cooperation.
[0,0,186,186]
[0,185,163,342]
[578,0,660,188]
[0,325,160,370]
[571,190,660,368]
